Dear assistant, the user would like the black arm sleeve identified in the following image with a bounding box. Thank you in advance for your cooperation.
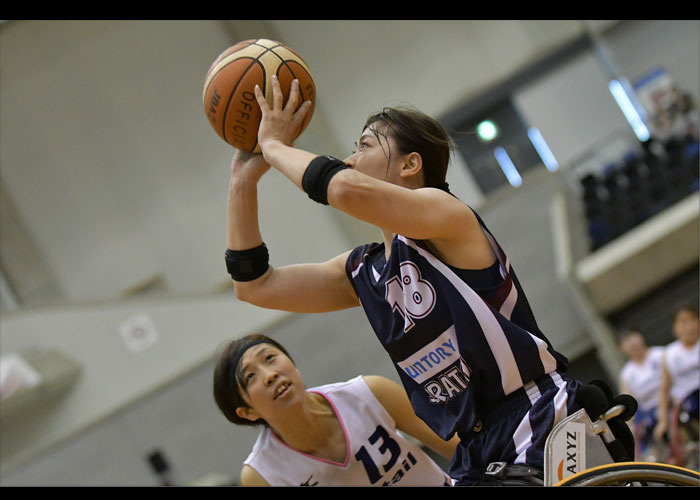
[301,155,349,205]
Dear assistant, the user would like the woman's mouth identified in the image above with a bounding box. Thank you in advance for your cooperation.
[274,382,291,399]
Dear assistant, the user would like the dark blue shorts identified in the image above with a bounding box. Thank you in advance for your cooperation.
[680,389,699,419]
[450,372,581,486]
[634,406,659,451]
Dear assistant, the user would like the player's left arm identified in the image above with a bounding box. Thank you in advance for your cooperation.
[363,375,459,460]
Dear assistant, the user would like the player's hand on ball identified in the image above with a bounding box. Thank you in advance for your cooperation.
[230,149,271,183]
[255,75,312,151]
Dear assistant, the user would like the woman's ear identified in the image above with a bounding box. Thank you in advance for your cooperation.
[236,406,261,422]
[399,152,423,179]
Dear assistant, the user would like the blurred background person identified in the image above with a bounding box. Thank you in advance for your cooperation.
[618,328,666,461]
[655,305,699,469]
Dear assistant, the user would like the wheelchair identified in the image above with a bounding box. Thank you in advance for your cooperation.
[481,381,700,486]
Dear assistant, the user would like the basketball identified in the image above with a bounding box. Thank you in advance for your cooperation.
[203,39,316,153]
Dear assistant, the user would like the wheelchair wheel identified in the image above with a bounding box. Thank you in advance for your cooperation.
[555,462,700,486]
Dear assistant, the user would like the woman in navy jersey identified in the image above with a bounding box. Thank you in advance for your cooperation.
[224,76,612,484]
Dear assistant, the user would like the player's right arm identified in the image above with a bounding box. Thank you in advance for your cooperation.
[240,465,270,486]
[364,375,459,459]
[227,151,358,313]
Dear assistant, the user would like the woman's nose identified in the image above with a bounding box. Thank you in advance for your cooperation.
[263,368,278,385]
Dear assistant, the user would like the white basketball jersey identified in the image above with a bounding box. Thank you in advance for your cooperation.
[243,375,453,486]
[665,340,699,404]
[620,346,664,411]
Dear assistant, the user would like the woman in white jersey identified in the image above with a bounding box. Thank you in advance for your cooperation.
[654,305,699,464]
[213,334,457,486]
[618,328,665,460]
[223,77,634,484]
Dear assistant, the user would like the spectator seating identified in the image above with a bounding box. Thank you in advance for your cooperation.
[580,134,699,251]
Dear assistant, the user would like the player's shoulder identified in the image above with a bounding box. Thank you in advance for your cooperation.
[648,345,666,358]
[360,375,404,406]
[240,464,270,486]
[309,375,365,396]
[361,374,392,392]
[346,241,383,273]
[664,339,683,354]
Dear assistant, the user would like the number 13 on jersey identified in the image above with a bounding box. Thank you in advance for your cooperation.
[354,425,419,485]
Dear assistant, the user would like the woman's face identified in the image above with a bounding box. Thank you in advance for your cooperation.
[673,310,699,345]
[235,344,304,423]
[343,124,406,184]
[619,332,646,361]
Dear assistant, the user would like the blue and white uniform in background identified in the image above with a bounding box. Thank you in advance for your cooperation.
[620,346,664,454]
[665,338,699,420]
[346,210,581,485]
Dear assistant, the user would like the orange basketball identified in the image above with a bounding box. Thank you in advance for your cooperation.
[203,39,316,153]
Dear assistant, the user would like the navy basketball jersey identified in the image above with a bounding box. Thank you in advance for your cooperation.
[345,210,569,441]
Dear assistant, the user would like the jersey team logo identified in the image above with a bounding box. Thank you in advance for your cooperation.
[385,261,436,332]
[397,326,472,404]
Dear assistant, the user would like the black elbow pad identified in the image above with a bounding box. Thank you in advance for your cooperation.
[225,243,269,281]
[301,155,349,205]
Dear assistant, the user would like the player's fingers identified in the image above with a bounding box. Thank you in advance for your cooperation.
[253,84,269,112]
[292,99,312,124]
[284,79,301,114]
[271,75,283,110]
[288,100,312,141]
